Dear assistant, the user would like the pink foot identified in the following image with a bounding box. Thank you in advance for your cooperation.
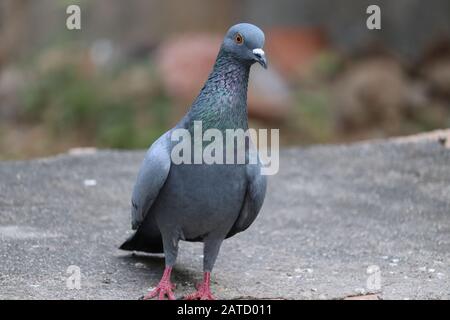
[185,272,215,300]
[143,267,176,300]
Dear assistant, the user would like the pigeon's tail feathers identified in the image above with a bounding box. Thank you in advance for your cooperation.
[119,231,164,254]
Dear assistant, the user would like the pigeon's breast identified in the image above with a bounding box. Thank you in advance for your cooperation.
[152,162,247,241]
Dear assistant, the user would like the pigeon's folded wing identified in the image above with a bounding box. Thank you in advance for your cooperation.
[131,131,171,230]
[227,157,267,238]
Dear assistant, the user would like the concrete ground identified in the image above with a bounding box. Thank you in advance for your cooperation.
[0,139,449,299]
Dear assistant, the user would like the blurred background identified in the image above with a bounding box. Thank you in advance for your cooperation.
[0,0,449,159]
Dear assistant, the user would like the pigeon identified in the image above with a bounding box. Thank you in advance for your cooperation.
[120,23,268,300]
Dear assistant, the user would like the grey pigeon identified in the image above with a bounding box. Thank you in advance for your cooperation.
[120,23,268,300]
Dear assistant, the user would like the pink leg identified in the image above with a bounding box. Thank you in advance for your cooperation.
[185,272,215,300]
[143,266,176,300]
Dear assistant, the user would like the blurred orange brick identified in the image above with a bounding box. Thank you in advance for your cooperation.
[266,27,329,79]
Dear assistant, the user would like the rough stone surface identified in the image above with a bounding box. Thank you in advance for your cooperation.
[0,140,449,300]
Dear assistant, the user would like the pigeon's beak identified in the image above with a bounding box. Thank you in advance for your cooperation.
[252,48,267,69]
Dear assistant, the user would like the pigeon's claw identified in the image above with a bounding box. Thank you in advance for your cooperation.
[143,267,176,300]
[143,281,176,300]
[184,286,215,300]
[184,272,215,300]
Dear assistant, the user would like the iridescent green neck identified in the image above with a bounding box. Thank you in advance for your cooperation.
[186,49,251,131]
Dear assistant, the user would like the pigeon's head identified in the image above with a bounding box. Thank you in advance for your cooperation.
[222,23,267,69]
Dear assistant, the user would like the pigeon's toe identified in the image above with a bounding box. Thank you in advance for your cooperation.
[143,281,176,300]
[184,274,215,300]
[184,287,215,300]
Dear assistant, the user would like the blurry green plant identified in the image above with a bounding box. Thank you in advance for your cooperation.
[313,51,342,78]
[20,59,172,150]
[288,88,335,143]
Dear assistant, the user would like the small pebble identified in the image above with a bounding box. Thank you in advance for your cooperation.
[355,288,366,295]
[83,179,97,187]
[389,263,397,267]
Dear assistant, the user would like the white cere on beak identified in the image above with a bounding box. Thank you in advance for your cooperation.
[253,48,265,57]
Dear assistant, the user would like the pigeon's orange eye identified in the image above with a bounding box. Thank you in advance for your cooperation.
[234,33,244,45]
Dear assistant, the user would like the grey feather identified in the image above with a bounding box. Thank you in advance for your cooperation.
[130,131,171,230]
[227,157,267,238]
